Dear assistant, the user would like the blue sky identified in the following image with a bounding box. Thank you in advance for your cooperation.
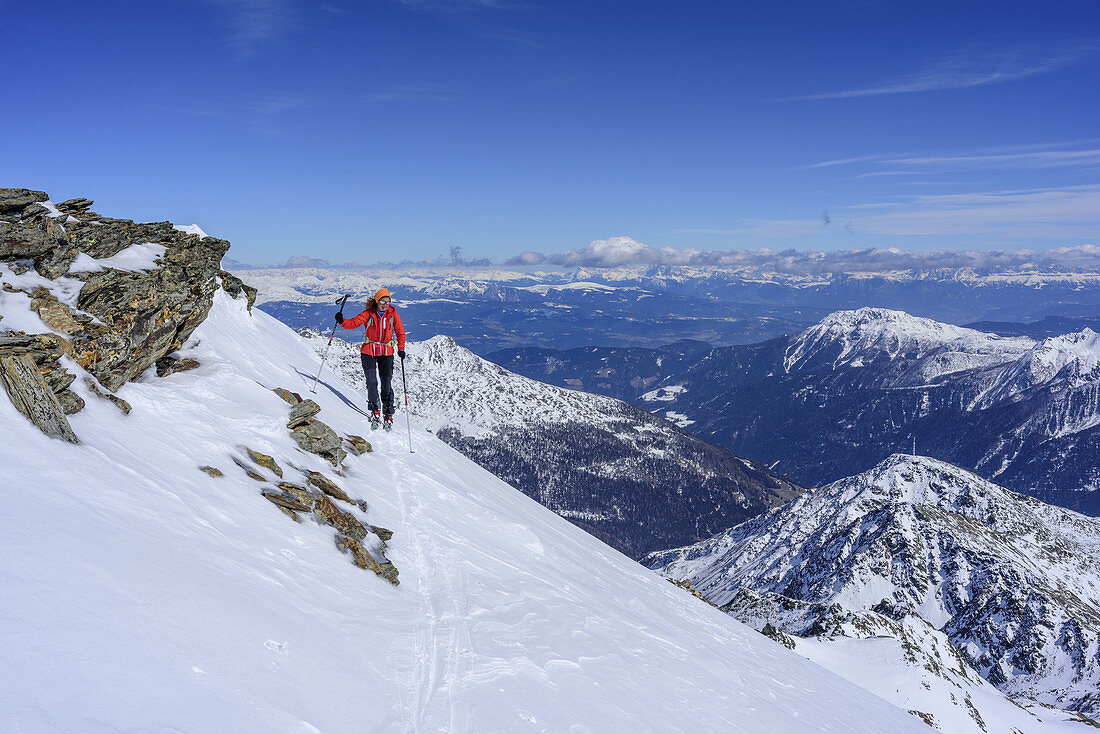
[4,0,1098,266]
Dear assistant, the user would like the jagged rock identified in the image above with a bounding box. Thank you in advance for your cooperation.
[246,448,283,478]
[199,466,223,477]
[219,270,257,311]
[311,493,367,540]
[66,218,179,260]
[56,198,94,215]
[334,535,399,585]
[83,377,132,414]
[0,354,78,442]
[37,359,76,394]
[275,482,316,509]
[262,489,312,515]
[0,332,72,361]
[56,389,85,415]
[274,387,301,405]
[0,203,75,277]
[760,623,796,650]
[28,287,96,336]
[233,457,267,482]
[370,525,394,542]
[324,446,347,467]
[306,471,352,503]
[0,188,48,213]
[155,355,200,377]
[291,419,342,460]
[68,227,229,391]
[287,399,321,428]
[344,434,372,455]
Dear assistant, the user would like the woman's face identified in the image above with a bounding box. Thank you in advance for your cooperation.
[378,297,391,310]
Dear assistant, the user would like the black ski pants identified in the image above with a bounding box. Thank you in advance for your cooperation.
[361,353,395,415]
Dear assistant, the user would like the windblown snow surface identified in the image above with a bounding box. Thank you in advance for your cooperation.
[0,289,929,733]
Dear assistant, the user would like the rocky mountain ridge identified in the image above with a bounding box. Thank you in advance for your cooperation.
[647,454,1100,718]
[493,307,1100,513]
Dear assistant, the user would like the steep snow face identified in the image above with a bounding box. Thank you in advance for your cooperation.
[784,307,1032,375]
[648,455,1100,717]
[2,290,929,733]
[977,329,1100,408]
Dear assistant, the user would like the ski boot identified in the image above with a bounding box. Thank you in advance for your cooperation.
[383,413,394,432]
[370,410,381,430]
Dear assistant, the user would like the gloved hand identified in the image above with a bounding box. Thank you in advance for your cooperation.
[334,311,344,325]
[398,349,406,360]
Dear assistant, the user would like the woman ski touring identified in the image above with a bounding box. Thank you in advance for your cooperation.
[335,288,407,430]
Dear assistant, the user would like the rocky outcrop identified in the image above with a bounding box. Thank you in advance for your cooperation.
[0,188,255,394]
[0,332,80,438]
[0,352,77,442]
[273,387,347,466]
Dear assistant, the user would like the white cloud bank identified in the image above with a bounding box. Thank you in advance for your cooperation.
[531,237,1100,274]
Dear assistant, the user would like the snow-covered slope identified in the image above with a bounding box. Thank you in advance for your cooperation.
[648,455,1100,722]
[300,330,797,559]
[2,289,932,733]
[783,307,1033,376]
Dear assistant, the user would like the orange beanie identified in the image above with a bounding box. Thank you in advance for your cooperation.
[374,288,391,302]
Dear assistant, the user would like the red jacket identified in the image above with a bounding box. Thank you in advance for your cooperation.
[340,306,406,357]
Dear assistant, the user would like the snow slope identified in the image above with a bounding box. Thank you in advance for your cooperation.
[1,289,928,733]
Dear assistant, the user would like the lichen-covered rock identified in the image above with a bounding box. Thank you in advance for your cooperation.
[306,471,352,504]
[233,458,267,482]
[344,434,372,455]
[0,188,48,214]
[287,399,321,428]
[291,419,342,458]
[69,229,229,391]
[84,376,132,414]
[219,270,257,311]
[274,387,301,405]
[0,203,74,276]
[370,525,394,542]
[155,355,201,377]
[0,354,78,442]
[246,448,283,478]
[312,493,367,540]
[56,389,85,415]
[275,482,316,509]
[199,466,223,477]
[28,288,96,337]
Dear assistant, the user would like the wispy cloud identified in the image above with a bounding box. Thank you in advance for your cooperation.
[850,184,1100,238]
[206,0,295,57]
[782,43,1096,101]
[807,140,1100,177]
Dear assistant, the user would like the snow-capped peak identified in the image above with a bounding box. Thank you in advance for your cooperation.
[647,453,1100,719]
[784,307,1031,373]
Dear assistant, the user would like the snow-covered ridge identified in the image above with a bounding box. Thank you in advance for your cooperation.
[784,307,1033,373]
[648,454,1100,718]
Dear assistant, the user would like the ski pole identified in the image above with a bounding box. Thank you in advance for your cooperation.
[399,353,415,453]
[310,294,350,393]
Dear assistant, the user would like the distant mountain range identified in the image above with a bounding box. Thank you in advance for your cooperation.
[646,454,1100,725]
[300,330,798,558]
[491,307,1100,514]
[240,263,1100,353]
